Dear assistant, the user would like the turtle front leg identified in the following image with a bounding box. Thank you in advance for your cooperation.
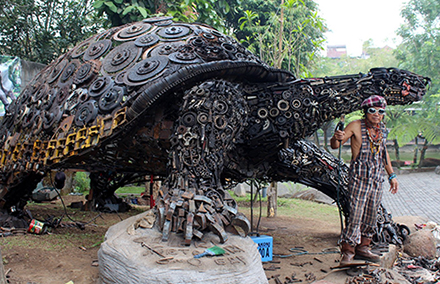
[157,79,249,244]
[271,139,350,217]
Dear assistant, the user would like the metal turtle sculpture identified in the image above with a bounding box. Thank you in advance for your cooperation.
[0,17,429,244]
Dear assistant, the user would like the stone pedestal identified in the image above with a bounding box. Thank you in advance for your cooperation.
[98,210,268,284]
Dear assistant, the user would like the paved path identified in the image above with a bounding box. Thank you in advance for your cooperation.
[381,171,440,224]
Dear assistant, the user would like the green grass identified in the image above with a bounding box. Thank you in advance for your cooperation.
[0,232,105,252]
[231,188,340,224]
[275,198,339,222]
[115,186,145,195]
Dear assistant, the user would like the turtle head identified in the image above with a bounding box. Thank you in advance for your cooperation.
[368,68,430,105]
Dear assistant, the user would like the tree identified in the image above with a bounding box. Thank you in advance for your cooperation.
[235,0,326,78]
[393,0,440,165]
[386,105,420,164]
[93,0,240,32]
[0,0,103,64]
[395,0,440,97]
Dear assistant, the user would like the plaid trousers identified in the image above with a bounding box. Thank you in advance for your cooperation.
[340,120,386,246]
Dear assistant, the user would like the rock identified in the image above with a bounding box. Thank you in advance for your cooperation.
[292,188,334,205]
[404,229,437,258]
[380,244,398,269]
[393,215,428,235]
[277,182,309,198]
[233,183,248,197]
[99,210,268,284]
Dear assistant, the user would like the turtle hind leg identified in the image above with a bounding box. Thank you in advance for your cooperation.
[1,171,44,211]
[158,79,250,244]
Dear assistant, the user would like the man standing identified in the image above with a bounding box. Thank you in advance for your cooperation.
[330,95,398,265]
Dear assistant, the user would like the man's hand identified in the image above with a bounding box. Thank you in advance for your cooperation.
[389,178,398,194]
[333,130,345,141]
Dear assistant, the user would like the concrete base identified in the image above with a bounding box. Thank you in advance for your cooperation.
[98,210,268,284]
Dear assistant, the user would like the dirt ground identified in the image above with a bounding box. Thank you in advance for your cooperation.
[0,195,344,284]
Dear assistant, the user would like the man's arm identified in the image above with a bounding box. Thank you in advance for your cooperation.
[384,149,398,194]
[330,121,356,149]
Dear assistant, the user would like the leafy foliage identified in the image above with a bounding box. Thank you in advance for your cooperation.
[0,0,103,64]
[93,0,240,32]
[395,0,440,96]
[393,0,440,151]
[234,0,325,77]
[74,172,90,193]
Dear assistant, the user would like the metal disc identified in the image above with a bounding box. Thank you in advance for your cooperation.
[142,16,173,23]
[114,71,127,85]
[22,107,39,128]
[43,106,63,131]
[134,33,160,47]
[124,56,169,86]
[47,59,68,84]
[70,41,91,59]
[89,76,114,97]
[221,42,237,54]
[74,100,99,127]
[59,60,80,86]
[169,45,201,64]
[114,23,152,41]
[73,60,101,85]
[84,39,112,60]
[33,83,50,102]
[148,42,185,57]
[98,85,126,112]
[56,85,71,105]
[41,88,57,111]
[157,25,191,39]
[102,42,142,74]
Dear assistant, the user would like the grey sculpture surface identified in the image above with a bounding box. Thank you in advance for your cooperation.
[0,17,429,244]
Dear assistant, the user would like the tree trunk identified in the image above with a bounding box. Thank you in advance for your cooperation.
[61,170,75,195]
[419,139,429,168]
[267,182,277,218]
[393,139,400,168]
[413,137,418,165]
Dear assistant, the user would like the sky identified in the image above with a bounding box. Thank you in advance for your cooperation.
[314,0,409,56]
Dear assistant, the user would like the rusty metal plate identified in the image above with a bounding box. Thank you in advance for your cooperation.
[114,23,152,41]
[88,76,114,98]
[47,59,68,84]
[70,40,91,59]
[156,25,191,40]
[73,60,101,86]
[102,42,142,74]
[59,60,80,86]
[148,42,185,58]
[98,85,126,112]
[124,56,169,86]
[168,45,201,64]
[84,39,112,61]
[74,101,99,127]
[134,33,160,48]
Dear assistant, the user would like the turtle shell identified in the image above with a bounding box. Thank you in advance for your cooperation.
[0,17,294,174]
